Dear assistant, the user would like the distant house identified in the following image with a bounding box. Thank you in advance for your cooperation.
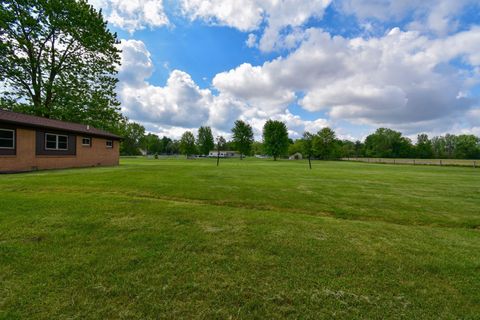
[208,150,239,158]
[0,109,121,173]
[289,152,303,160]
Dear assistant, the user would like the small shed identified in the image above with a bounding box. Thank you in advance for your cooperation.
[289,152,303,160]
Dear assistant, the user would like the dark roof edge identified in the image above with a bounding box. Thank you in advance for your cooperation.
[2,120,122,139]
[0,110,122,140]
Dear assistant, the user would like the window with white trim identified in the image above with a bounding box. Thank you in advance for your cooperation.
[82,137,91,146]
[0,129,15,149]
[45,133,68,150]
[106,140,113,148]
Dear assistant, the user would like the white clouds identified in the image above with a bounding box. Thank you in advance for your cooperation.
[246,33,257,48]
[117,40,208,127]
[213,63,296,114]
[211,27,480,133]
[178,0,477,51]
[340,0,477,35]
[301,84,408,115]
[89,0,169,33]
[180,1,263,32]
[117,25,480,138]
[428,27,480,66]
[468,109,480,126]
[119,69,212,128]
[255,0,332,51]
[180,0,332,51]
[274,111,330,138]
[117,39,330,139]
[116,40,244,135]
[89,0,478,48]
[94,1,480,139]
[117,40,154,87]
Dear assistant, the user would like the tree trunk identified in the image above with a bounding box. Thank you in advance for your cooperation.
[308,156,312,169]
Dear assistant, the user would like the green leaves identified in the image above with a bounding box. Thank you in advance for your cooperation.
[0,0,123,131]
[119,122,145,156]
[232,120,254,159]
[197,126,214,155]
[364,128,413,158]
[313,127,337,160]
[262,120,289,161]
[180,131,197,157]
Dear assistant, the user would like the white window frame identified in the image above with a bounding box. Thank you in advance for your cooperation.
[106,140,113,148]
[82,137,91,146]
[0,128,15,149]
[45,133,68,151]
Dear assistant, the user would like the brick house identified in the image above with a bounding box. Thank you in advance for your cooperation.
[0,109,121,173]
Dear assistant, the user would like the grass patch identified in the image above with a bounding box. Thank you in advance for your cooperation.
[0,158,479,319]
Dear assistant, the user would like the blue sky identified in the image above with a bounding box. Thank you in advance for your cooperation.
[90,0,480,140]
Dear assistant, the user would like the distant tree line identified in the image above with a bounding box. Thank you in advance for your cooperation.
[120,121,480,160]
[289,127,480,160]
[120,120,254,157]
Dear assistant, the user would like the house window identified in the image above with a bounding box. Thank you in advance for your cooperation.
[45,133,68,150]
[0,129,15,149]
[106,140,113,148]
[82,137,91,146]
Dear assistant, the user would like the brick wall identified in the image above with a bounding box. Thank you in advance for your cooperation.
[0,128,119,172]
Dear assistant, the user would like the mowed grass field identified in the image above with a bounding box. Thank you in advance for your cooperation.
[0,158,479,319]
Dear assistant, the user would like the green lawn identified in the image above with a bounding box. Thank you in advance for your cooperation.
[0,158,479,319]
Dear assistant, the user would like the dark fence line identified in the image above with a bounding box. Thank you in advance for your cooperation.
[341,157,478,168]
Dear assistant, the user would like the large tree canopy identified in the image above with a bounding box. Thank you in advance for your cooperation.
[231,120,254,159]
[119,122,145,156]
[416,133,433,159]
[262,120,289,161]
[313,127,338,160]
[0,0,123,131]
[364,128,413,158]
[196,126,214,155]
[180,131,197,157]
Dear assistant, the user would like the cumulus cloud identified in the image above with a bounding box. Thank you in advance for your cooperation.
[117,23,480,138]
[213,63,296,114]
[180,1,263,32]
[274,111,330,138]
[180,0,332,51]
[116,39,330,138]
[117,40,154,87]
[120,70,212,128]
[340,0,477,35]
[89,0,169,33]
[89,0,478,51]
[116,40,238,136]
[212,27,480,134]
[245,33,257,48]
[468,108,480,126]
[96,1,480,139]
[178,0,478,51]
